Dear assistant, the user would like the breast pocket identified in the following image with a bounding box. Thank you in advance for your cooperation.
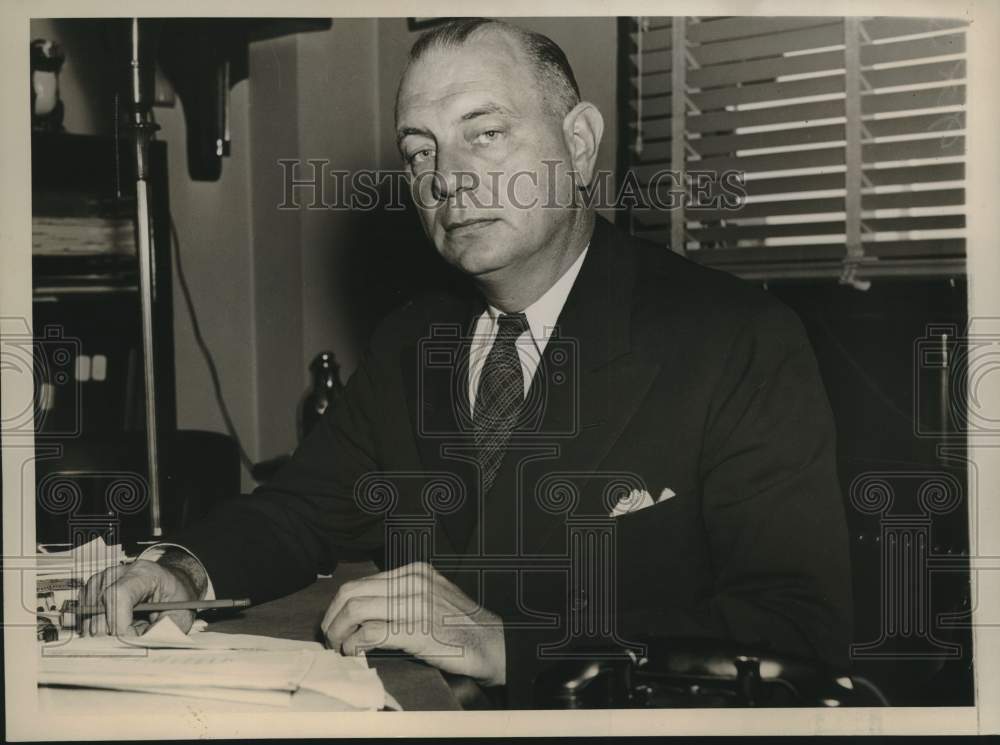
[613,490,711,600]
[612,488,686,526]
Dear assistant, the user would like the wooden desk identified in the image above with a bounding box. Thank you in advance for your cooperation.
[207,562,460,711]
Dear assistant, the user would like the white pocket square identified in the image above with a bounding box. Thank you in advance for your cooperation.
[609,487,675,518]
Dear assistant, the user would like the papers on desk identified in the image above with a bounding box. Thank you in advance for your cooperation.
[36,537,129,627]
[43,617,325,655]
[36,536,127,578]
[39,617,397,710]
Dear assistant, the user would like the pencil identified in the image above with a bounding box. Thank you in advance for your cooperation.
[133,599,251,612]
[75,599,251,615]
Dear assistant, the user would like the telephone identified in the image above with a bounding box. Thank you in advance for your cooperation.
[531,637,889,708]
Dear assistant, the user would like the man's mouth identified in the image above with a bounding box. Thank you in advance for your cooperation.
[443,218,499,233]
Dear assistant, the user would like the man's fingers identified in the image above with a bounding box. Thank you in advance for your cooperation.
[370,561,448,588]
[341,620,393,656]
[324,594,387,647]
[370,562,456,605]
[324,592,433,650]
[375,561,438,582]
[79,568,115,635]
[320,564,452,651]
[105,572,154,637]
[321,576,392,633]
[321,565,440,631]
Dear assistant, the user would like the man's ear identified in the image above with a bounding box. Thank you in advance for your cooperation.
[562,101,605,189]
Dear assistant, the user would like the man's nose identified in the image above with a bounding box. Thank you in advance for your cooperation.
[431,147,477,202]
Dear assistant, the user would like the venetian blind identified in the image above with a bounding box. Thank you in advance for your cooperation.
[621,16,969,281]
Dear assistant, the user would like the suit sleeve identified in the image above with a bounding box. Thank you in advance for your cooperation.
[168,347,386,604]
[599,301,854,671]
[687,300,853,668]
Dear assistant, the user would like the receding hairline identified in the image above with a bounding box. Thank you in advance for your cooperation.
[394,20,580,126]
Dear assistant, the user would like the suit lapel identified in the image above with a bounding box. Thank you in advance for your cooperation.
[400,294,484,556]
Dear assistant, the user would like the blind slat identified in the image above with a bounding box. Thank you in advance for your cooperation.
[686,214,963,243]
[688,197,846,222]
[688,49,843,90]
[863,135,964,163]
[689,220,849,242]
[631,140,673,163]
[734,172,847,196]
[692,244,848,262]
[689,73,845,111]
[864,238,965,257]
[861,32,965,66]
[860,85,965,115]
[685,187,965,224]
[864,111,965,139]
[679,112,965,154]
[684,99,846,133]
[691,123,846,157]
[733,163,964,197]
[864,59,965,90]
[862,17,968,42]
[690,22,845,66]
[687,17,835,44]
[629,27,672,52]
[863,187,964,210]
[631,71,671,97]
[630,49,671,74]
[864,162,964,186]
[633,97,672,119]
[687,145,846,175]
[864,214,965,231]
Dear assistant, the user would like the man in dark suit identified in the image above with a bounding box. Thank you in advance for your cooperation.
[81,18,852,708]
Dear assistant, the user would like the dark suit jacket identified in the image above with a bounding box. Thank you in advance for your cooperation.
[176,216,853,707]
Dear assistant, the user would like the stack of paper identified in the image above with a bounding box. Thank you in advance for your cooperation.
[36,536,126,578]
[38,617,396,710]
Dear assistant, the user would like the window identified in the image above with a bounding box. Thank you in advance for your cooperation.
[619,16,969,281]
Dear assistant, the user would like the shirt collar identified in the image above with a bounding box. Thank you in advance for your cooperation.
[484,242,590,344]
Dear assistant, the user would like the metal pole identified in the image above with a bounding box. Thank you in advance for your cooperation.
[130,18,162,536]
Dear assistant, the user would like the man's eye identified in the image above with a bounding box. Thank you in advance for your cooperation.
[474,130,503,144]
[409,148,435,166]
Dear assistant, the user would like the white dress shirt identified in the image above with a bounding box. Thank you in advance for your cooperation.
[468,243,590,416]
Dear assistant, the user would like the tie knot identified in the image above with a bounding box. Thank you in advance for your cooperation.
[496,312,529,340]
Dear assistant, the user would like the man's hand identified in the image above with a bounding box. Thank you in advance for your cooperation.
[78,559,197,637]
[321,562,506,686]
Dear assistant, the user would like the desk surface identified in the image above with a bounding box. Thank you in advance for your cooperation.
[207,562,460,711]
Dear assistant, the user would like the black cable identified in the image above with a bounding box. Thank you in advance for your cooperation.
[169,215,255,474]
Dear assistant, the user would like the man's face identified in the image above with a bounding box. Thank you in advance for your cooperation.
[395,34,577,278]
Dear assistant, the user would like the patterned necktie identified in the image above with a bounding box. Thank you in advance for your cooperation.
[474,312,529,496]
